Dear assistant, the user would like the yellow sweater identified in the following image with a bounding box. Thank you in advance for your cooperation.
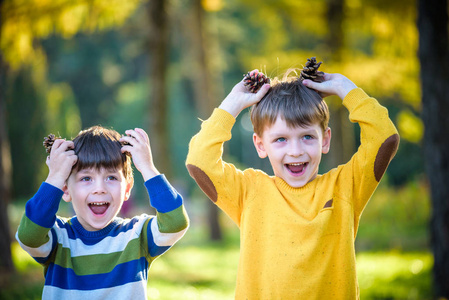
[186,88,399,299]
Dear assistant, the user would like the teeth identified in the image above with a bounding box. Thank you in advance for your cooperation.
[89,202,108,206]
[289,163,305,166]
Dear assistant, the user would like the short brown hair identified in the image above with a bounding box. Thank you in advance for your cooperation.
[250,74,329,137]
[71,126,133,180]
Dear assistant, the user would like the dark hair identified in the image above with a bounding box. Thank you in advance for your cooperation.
[44,126,133,180]
[250,73,329,137]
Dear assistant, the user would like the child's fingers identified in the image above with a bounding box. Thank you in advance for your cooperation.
[122,130,143,145]
[134,128,150,144]
[254,83,271,100]
[121,145,133,155]
[302,79,322,91]
[50,139,74,156]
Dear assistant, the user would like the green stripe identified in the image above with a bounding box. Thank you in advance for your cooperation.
[157,205,189,233]
[53,238,153,276]
[53,219,154,275]
[17,215,51,247]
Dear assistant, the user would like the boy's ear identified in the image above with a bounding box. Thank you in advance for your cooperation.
[322,127,331,154]
[253,133,268,158]
[62,184,72,203]
[124,178,134,202]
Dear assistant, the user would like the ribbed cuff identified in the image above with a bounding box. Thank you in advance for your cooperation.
[25,182,63,228]
[145,175,183,213]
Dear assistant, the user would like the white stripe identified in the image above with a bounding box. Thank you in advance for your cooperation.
[15,231,53,258]
[150,217,188,247]
[42,280,147,300]
[55,216,150,257]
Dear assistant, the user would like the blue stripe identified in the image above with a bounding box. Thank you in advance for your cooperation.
[45,257,149,290]
[55,216,147,246]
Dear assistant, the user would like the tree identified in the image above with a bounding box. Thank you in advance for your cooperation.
[418,0,449,296]
[183,0,223,240]
[0,0,14,277]
[324,0,355,169]
[147,0,171,178]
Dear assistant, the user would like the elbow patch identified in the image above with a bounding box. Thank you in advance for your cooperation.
[374,134,400,182]
[186,164,218,202]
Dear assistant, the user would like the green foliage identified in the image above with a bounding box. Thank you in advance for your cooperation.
[357,180,430,251]
[1,0,141,70]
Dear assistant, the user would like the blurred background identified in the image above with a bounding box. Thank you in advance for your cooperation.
[0,0,448,299]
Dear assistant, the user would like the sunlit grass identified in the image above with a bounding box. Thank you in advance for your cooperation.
[147,242,239,299]
[358,251,432,299]
[4,239,432,300]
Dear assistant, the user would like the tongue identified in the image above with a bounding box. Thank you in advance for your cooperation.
[288,164,304,173]
[90,204,108,215]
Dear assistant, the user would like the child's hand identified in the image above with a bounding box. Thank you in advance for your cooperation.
[302,73,357,100]
[120,128,160,181]
[219,70,271,117]
[45,139,77,189]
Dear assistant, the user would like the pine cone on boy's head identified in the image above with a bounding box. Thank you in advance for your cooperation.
[43,134,61,154]
[300,57,325,82]
[243,70,271,93]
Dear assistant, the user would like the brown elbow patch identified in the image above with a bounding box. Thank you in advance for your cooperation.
[186,164,218,202]
[323,199,333,209]
[374,134,400,182]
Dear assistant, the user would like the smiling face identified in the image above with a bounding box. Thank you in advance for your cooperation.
[62,167,133,231]
[253,116,331,188]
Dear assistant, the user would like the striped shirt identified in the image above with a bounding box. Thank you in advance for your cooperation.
[16,174,189,299]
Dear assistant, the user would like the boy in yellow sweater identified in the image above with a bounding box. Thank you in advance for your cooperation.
[186,59,399,299]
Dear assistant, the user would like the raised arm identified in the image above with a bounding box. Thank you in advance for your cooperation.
[219,71,271,117]
[186,75,270,225]
[120,128,188,256]
[306,73,399,219]
[16,139,77,262]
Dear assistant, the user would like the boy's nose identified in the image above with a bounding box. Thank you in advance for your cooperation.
[288,141,304,157]
[92,181,107,194]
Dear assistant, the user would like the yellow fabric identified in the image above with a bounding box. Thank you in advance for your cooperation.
[186,88,399,299]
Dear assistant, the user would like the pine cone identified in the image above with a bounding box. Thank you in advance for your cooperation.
[43,134,61,154]
[299,57,324,82]
[243,70,270,93]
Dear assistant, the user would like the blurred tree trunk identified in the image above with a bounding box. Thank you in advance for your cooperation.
[418,0,449,296]
[0,0,15,277]
[325,0,354,169]
[147,0,171,177]
[185,0,222,240]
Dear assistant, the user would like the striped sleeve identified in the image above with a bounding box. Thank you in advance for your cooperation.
[144,175,189,256]
[16,182,62,261]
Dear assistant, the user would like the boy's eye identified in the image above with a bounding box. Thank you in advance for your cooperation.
[303,135,313,140]
[107,175,118,181]
[80,177,91,182]
[275,137,286,142]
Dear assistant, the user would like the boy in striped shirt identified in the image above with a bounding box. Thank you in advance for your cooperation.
[16,126,189,299]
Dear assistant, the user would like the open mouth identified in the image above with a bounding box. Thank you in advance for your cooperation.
[89,202,110,215]
[286,162,307,174]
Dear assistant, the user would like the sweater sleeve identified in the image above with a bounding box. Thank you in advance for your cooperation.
[339,88,399,222]
[15,182,62,262]
[186,109,254,226]
[145,174,189,257]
